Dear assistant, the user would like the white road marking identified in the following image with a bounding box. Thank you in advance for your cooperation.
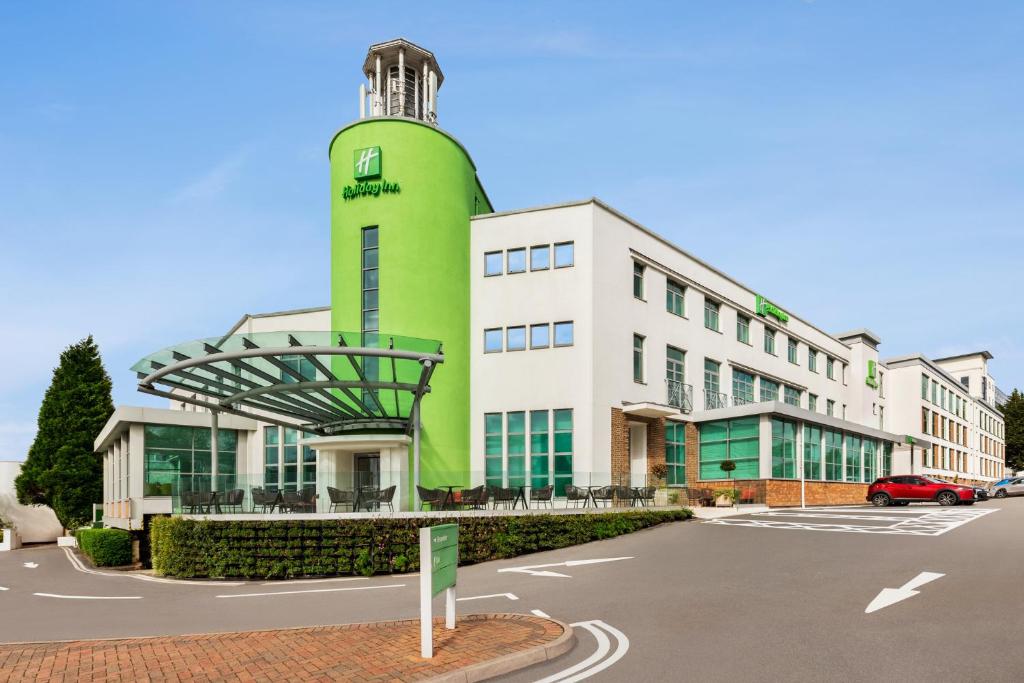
[536,620,630,682]
[215,583,405,599]
[497,557,634,578]
[260,577,369,586]
[34,593,142,600]
[708,507,996,536]
[0,586,8,591]
[455,592,518,602]
[531,609,551,618]
[62,548,244,586]
[23,562,38,569]
[866,571,945,613]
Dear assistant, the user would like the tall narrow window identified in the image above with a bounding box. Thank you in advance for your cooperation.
[922,373,930,399]
[704,359,722,409]
[361,227,380,409]
[704,299,720,331]
[864,439,877,482]
[633,334,645,382]
[484,413,503,487]
[530,410,550,489]
[736,315,750,344]
[808,394,818,412]
[732,369,754,405]
[804,425,822,480]
[827,399,835,417]
[633,262,646,299]
[845,434,862,482]
[771,418,797,478]
[665,422,686,485]
[666,346,685,383]
[553,409,574,496]
[787,337,798,364]
[507,412,526,487]
[264,426,280,489]
[808,349,818,372]
[666,280,685,316]
[764,329,776,355]
[760,378,779,403]
[824,430,843,480]
[827,357,835,380]
[283,428,299,487]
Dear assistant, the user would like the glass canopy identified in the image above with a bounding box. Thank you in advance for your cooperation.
[132,331,443,435]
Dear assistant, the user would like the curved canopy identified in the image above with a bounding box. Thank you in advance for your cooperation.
[133,331,443,435]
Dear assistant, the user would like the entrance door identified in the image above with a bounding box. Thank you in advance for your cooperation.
[354,453,380,490]
[629,424,647,487]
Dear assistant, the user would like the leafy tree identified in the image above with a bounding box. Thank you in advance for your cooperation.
[1001,389,1024,473]
[16,336,114,529]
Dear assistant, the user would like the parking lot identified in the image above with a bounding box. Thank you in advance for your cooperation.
[706,503,997,536]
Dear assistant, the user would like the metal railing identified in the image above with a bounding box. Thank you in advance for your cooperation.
[703,390,729,410]
[666,380,693,413]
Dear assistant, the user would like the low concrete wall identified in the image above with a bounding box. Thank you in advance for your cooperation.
[0,462,63,543]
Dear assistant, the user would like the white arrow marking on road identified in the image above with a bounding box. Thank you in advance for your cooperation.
[497,556,633,578]
[535,620,630,683]
[865,572,945,613]
[0,586,8,591]
[531,608,550,618]
[456,592,519,602]
[23,562,38,569]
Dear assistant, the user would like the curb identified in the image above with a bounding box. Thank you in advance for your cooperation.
[426,617,576,683]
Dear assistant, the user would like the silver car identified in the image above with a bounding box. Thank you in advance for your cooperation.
[989,477,1024,499]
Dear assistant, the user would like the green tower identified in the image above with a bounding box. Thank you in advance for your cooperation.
[328,39,492,494]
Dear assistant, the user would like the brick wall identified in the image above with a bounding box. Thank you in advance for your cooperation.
[764,480,868,506]
[610,408,629,482]
[684,422,699,488]
[609,408,669,484]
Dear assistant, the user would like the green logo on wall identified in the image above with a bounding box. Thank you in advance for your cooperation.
[354,146,381,180]
[755,295,790,324]
[866,359,880,389]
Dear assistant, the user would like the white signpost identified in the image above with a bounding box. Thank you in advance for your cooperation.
[420,524,458,658]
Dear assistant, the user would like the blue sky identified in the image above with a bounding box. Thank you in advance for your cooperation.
[1,1,1021,459]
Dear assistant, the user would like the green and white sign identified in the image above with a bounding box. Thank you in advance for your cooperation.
[353,146,381,180]
[420,523,458,658]
[866,360,880,389]
[755,294,790,324]
[428,524,458,596]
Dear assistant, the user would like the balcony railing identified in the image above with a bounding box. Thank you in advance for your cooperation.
[666,379,693,414]
[704,390,729,411]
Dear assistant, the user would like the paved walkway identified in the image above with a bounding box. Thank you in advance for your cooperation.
[0,614,566,683]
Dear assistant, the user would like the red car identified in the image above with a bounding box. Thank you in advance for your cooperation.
[867,475,979,507]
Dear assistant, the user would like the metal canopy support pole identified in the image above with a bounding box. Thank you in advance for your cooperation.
[211,410,219,492]
[413,401,421,511]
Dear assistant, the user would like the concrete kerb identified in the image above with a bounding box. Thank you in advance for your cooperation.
[426,616,576,683]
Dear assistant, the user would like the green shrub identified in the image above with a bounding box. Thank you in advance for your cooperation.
[150,509,692,580]
[77,528,132,567]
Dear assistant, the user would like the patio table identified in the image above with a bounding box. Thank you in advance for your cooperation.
[439,485,463,511]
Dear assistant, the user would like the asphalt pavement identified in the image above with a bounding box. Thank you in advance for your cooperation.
[1,499,1022,681]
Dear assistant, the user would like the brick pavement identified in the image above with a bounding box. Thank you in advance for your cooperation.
[0,614,565,683]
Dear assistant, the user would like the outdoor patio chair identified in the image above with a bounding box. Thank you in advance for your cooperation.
[591,486,615,507]
[613,485,633,506]
[180,490,198,514]
[221,488,244,513]
[529,485,554,508]
[194,490,216,514]
[490,486,516,510]
[252,488,278,513]
[417,485,445,511]
[327,486,355,512]
[296,486,317,513]
[460,485,487,509]
[699,488,715,507]
[634,486,656,507]
[280,490,302,513]
[377,485,396,512]
[564,485,590,508]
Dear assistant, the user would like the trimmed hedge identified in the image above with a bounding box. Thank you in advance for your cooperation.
[77,528,133,567]
[150,509,692,579]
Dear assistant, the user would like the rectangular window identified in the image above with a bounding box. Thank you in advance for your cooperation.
[530,410,550,489]
[484,328,503,353]
[704,299,720,331]
[922,407,929,434]
[666,346,685,383]
[553,409,573,496]
[665,422,686,485]
[931,380,938,404]
[145,425,237,497]
[787,337,799,365]
[864,439,877,482]
[827,357,835,380]
[699,417,759,479]
[882,442,893,477]
[554,241,574,268]
[921,373,929,399]
[808,394,818,412]
[361,227,379,333]
[633,334,645,382]
[530,324,550,349]
[824,429,843,481]
[704,359,722,408]
[507,248,526,274]
[879,405,884,430]
[666,280,685,316]
[808,350,818,373]
[633,262,645,299]
[484,251,503,276]
[530,245,550,271]
[764,328,776,355]
[783,385,801,407]
[553,321,574,347]
[760,378,779,403]
[845,434,862,482]
[507,412,526,487]
[485,413,503,487]
[282,428,298,487]
[732,369,754,406]
[736,315,750,344]
[281,354,316,384]
[941,386,947,411]
[827,399,835,417]
[302,443,316,489]
[804,425,822,480]
[263,425,279,488]
[507,326,526,351]
[771,418,797,478]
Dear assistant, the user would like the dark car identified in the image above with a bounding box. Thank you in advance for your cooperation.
[867,475,980,507]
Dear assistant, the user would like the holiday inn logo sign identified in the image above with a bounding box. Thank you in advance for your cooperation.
[344,146,400,200]
[755,294,789,324]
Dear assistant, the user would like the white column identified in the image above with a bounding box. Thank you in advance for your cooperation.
[398,47,406,116]
[211,410,219,492]
[374,55,382,115]
[359,83,366,119]
[428,70,437,119]
[421,62,428,120]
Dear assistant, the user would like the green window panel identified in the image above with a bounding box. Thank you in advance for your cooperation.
[845,434,862,482]
[699,417,759,480]
[732,369,754,406]
[665,422,686,486]
[553,409,573,496]
[764,329,776,355]
[787,337,799,365]
[760,379,779,403]
[736,315,750,344]
[143,425,237,497]
[633,335,645,382]
[803,425,822,480]
[824,429,843,481]
[666,280,685,316]
[507,411,526,487]
[771,418,797,478]
[808,350,818,372]
[882,442,893,477]
[633,262,645,299]
[827,356,835,379]
[666,346,685,383]
[704,359,720,394]
[485,413,503,487]
[808,394,818,412]
[864,439,877,482]
[530,410,550,489]
[783,385,801,407]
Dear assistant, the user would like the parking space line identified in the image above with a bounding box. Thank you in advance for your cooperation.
[215,583,405,599]
[707,506,996,536]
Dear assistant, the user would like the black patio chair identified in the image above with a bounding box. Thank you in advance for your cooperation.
[529,485,554,508]
[280,490,302,513]
[460,485,487,509]
[375,484,396,512]
[591,486,615,508]
[490,486,516,510]
[327,486,355,512]
[180,490,197,514]
[564,485,590,508]
[417,485,445,511]
[633,486,656,507]
[221,488,244,513]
